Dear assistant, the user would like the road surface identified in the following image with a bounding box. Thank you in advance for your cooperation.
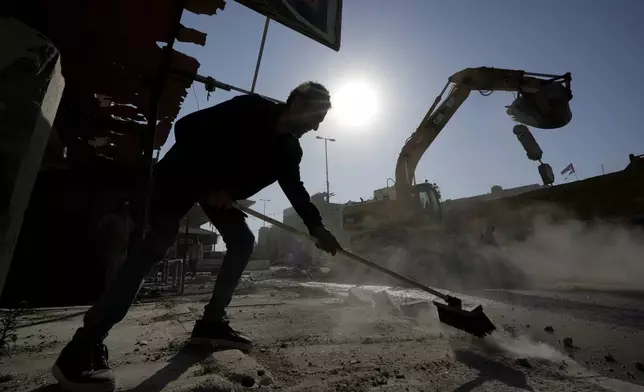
[1,277,642,392]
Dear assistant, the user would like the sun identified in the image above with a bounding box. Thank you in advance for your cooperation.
[332,81,379,127]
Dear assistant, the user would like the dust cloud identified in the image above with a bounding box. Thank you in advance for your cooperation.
[341,203,644,292]
[478,333,569,362]
[488,216,644,291]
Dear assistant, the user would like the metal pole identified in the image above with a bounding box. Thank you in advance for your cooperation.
[251,17,270,93]
[178,216,189,295]
[324,139,330,203]
[316,136,335,203]
[260,199,270,227]
[137,0,186,243]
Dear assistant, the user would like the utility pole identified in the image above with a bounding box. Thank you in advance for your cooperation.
[315,136,336,203]
[259,199,270,227]
[250,17,270,94]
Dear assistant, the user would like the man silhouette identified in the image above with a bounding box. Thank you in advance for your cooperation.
[52,82,343,392]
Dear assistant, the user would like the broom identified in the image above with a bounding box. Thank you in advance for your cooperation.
[233,203,496,338]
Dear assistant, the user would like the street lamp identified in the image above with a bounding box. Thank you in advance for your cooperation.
[315,136,336,203]
[259,199,270,227]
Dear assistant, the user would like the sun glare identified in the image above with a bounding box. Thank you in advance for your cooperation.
[332,81,379,128]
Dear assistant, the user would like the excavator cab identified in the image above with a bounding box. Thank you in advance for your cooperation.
[342,181,442,232]
[412,181,443,222]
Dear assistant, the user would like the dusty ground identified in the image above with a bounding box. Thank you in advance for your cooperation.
[1,277,643,392]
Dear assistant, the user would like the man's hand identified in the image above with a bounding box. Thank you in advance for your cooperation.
[310,226,342,256]
[204,190,233,210]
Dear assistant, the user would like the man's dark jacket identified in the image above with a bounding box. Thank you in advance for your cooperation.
[155,94,323,232]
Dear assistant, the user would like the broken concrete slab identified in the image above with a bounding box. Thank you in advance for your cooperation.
[346,286,374,306]
[372,290,401,315]
[193,349,273,388]
[399,300,431,319]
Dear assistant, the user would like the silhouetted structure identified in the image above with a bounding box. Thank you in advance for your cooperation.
[1,1,225,306]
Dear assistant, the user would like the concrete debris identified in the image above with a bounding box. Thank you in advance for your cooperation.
[233,277,256,293]
[197,349,270,389]
[258,376,273,386]
[239,375,254,388]
[503,324,518,337]
[371,374,387,386]
[399,300,430,319]
[563,337,574,348]
[346,286,374,306]
[372,290,401,315]
[345,287,405,316]
[515,358,533,368]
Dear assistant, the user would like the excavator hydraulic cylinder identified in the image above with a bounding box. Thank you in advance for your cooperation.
[513,124,543,161]
[538,163,555,186]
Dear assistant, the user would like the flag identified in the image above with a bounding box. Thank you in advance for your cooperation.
[561,163,575,176]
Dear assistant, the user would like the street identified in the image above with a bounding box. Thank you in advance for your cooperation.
[1,276,643,392]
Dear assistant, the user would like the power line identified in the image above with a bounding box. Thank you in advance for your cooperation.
[249,211,281,217]
[192,84,200,110]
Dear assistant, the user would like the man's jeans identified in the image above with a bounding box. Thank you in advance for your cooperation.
[77,172,255,342]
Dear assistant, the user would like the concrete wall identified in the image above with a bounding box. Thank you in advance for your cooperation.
[442,183,544,212]
[0,18,64,297]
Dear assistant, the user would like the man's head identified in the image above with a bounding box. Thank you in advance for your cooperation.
[280,81,331,138]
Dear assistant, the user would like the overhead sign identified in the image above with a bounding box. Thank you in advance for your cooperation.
[236,0,342,51]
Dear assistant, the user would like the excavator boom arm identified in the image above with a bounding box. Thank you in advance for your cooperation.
[394,67,572,200]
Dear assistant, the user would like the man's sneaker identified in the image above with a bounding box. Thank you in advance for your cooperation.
[52,339,116,392]
[190,318,253,351]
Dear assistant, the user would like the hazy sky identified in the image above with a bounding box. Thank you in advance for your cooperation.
[164,0,644,240]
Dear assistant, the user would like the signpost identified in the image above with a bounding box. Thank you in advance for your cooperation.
[183,0,343,109]
[236,0,343,52]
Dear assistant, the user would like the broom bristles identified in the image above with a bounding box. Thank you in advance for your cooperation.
[433,301,496,338]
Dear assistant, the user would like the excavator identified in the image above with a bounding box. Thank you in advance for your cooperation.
[337,67,574,288]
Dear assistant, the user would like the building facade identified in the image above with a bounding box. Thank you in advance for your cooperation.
[258,193,348,266]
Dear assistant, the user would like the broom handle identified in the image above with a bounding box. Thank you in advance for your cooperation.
[233,203,450,302]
